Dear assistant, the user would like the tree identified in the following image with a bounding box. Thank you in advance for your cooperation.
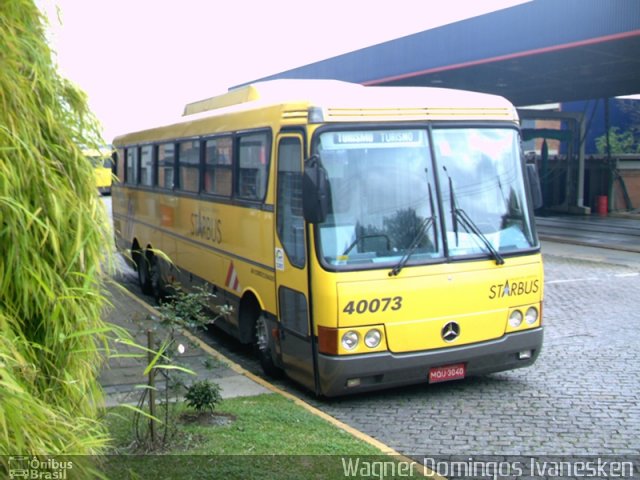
[595,127,640,155]
[1,1,114,475]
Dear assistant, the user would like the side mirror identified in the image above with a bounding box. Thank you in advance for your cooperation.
[302,155,329,224]
[526,164,543,210]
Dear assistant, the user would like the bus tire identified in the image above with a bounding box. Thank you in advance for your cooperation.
[254,314,282,378]
[150,256,170,302]
[136,248,154,296]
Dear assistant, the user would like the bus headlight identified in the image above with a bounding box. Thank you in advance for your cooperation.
[509,310,523,328]
[364,329,382,348]
[341,331,359,350]
[525,306,538,325]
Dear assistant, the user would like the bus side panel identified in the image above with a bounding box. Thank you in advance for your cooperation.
[112,187,277,324]
[95,166,112,194]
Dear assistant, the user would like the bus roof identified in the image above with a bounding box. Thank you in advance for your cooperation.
[182,80,362,116]
[183,79,515,116]
[115,80,517,145]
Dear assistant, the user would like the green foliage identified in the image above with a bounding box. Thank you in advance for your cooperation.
[128,285,220,451]
[0,0,115,475]
[156,284,219,331]
[185,380,222,413]
[595,127,640,155]
[104,395,411,479]
[106,394,386,454]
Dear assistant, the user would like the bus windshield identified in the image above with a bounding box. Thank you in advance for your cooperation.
[315,127,536,269]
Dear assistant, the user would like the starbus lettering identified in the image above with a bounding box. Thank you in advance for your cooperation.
[489,278,539,299]
[190,213,222,244]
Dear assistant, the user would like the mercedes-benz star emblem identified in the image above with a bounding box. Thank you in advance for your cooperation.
[441,322,460,342]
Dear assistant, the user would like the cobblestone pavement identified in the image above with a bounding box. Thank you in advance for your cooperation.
[305,254,640,457]
[196,249,640,459]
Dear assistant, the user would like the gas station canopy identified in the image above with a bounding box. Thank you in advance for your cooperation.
[253,0,640,106]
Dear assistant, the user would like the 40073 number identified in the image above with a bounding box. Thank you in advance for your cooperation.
[342,297,403,315]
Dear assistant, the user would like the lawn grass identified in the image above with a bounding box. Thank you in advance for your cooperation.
[102,393,418,479]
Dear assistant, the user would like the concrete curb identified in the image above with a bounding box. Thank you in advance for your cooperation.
[538,234,640,254]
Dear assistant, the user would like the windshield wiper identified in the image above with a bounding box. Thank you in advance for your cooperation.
[389,217,434,276]
[455,208,505,265]
[443,166,504,266]
[389,181,437,277]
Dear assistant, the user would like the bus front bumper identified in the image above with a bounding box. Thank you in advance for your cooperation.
[317,328,543,397]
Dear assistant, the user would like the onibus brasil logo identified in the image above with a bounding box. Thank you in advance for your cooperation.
[8,456,73,479]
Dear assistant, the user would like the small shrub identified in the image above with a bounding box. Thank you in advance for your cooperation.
[130,286,220,450]
[185,380,222,413]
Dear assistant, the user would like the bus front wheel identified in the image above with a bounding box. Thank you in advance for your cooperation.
[254,315,282,378]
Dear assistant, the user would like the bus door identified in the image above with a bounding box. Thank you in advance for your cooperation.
[274,133,317,391]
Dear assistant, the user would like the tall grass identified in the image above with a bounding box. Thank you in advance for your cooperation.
[1,1,115,475]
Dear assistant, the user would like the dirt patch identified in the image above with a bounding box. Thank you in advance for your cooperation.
[179,411,236,427]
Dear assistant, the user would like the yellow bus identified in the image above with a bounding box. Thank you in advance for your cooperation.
[112,80,543,396]
[86,147,114,195]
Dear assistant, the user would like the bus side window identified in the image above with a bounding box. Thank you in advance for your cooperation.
[204,136,233,196]
[238,132,269,201]
[158,143,176,189]
[125,147,139,185]
[178,140,200,193]
[115,149,124,181]
[140,145,153,186]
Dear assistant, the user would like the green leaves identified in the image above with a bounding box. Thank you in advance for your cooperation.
[0,0,116,475]
[595,126,640,155]
[184,380,222,413]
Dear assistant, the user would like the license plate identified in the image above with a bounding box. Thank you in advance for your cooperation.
[429,363,466,383]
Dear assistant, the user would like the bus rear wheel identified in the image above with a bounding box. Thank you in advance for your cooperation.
[149,256,172,302]
[254,315,282,378]
[135,249,154,296]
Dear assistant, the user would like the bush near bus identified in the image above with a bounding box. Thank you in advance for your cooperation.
[113,79,544,397]
[0,1,113,474]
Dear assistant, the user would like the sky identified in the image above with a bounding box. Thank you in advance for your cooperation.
[39,0,530,142]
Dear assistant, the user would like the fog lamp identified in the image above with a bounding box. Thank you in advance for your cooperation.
[518,350,533,360]
[346,378,361,388]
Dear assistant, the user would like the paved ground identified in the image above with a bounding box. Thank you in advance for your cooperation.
[302,250,640,457]
[100,274,269,407]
